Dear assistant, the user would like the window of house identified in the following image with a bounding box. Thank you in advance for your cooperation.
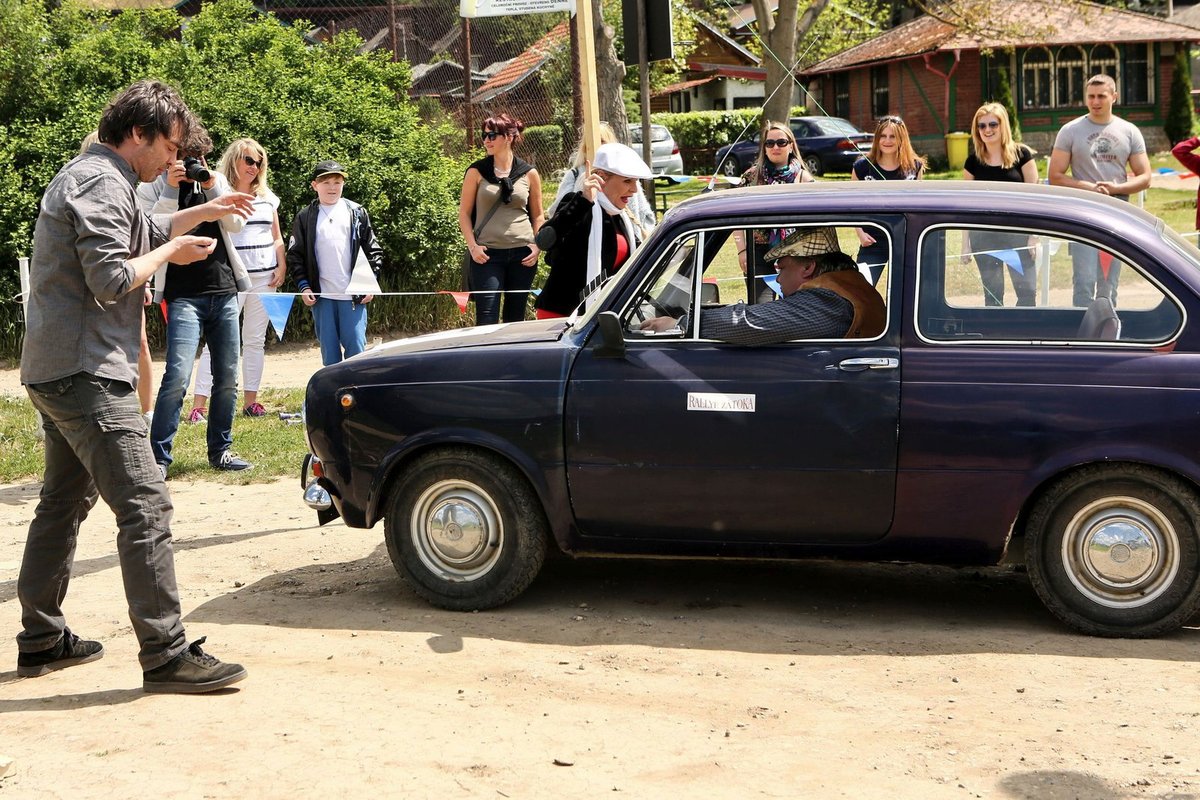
[871,66,889,119]
[1122,43,1153,104]
[1090,43,1119,87]
[1056,46,1087,107]
[834,73,850,119]
[917,225,1181,344]
[984,53,1016,102]
[1021,48,1053,108]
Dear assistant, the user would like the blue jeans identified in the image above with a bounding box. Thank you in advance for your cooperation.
[22,373,185,669]
[311,297,367,366]
[1071,243,1121,307]
[471,246,534,325]
[151,294,240,466]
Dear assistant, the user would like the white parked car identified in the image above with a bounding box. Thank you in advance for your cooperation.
[628,123,684,175]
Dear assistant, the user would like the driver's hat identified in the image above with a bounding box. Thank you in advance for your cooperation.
[763,226,841,262]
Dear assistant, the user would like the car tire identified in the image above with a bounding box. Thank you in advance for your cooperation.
[803,153,823,177]
[720,155,742,178]
[1025,464,1200,637]
[384,447,547,611]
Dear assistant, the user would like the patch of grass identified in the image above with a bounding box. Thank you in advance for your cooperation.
[0,387,309,484]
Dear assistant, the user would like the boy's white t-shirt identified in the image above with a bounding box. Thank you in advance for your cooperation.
[315,199,353,300]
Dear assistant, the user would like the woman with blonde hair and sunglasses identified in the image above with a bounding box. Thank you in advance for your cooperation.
[188,138,286,420]
[732,120,814,303]
[960,103,1039,306]
[851,115,925,284]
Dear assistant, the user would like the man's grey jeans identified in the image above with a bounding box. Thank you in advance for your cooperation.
[19,373,186,670]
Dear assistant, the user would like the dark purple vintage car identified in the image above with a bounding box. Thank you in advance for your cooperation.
[303,181,1200,637]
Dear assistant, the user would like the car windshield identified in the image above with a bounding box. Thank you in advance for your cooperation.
[809,118,862,136]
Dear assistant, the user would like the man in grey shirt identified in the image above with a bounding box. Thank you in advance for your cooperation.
[18,80,253,693]
[1049,73,1151,306]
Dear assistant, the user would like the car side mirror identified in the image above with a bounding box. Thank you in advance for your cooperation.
[592,311,626,358]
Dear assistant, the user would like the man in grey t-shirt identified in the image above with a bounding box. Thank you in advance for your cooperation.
[1049,74,1151,306]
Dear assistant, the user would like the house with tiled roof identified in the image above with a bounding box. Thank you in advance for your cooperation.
[653,16,772,113]
[801,0,1200,160]
[472,21,569,125]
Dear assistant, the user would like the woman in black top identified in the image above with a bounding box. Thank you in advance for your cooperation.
[961,103,1040,306]
[850,115,925,285]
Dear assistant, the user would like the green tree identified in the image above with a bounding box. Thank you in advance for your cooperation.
[1165,45,1195,145]
[995,64,1021,142]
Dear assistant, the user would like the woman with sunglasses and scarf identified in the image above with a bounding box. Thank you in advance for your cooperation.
[458,114,544,325]
[960,103,1039,306]
[188,138,287,421]
[851,115,926,285]
[732,121,814,303]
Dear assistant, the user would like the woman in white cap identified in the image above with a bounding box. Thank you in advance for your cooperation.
[534,142,653,319]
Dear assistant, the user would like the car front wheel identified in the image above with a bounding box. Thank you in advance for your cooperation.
[803,153,823,176]
[1025,464,1200,637]
[384,448,547,611]
[720,154,742,177]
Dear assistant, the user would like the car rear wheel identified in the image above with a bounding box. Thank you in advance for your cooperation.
[384,448,547,611]
[720,155,742,177]
[803,153,823,176]
[1025,464,1200,637]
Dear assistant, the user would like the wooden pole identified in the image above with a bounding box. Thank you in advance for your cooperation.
[463,17,474,149]
[635,0,655,213]
[574,0,602,164]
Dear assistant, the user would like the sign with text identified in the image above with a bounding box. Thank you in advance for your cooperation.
[460,0,574,17]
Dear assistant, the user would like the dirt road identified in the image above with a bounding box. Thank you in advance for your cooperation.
[1,345,1199,798]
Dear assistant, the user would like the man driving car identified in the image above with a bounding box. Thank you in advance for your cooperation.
[640,227,885,345]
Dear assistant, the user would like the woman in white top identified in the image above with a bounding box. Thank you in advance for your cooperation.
[190,138,287,420]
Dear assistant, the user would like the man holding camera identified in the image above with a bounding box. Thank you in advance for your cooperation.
[138,129,254,476]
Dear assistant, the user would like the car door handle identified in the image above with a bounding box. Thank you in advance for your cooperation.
[838,357,899,372]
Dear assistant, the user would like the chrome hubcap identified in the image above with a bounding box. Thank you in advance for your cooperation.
[1063,496,1179,608]
[411,480,502,582]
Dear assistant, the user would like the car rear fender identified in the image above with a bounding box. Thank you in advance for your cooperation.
[1008,448,1200,552]
[364,427,567,535]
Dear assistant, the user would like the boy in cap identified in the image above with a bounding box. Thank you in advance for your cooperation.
[287,160,384,365]
[641,227,885,345]
[534,142,654,318]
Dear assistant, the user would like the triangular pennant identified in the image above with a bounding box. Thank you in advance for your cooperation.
[159,300,168,324]
[444,291,471,313]
[345,250,382,296]
[992,249,1024,276]
[760,274,782,298]
[258,293,296,341]
[1098,250,1114,281]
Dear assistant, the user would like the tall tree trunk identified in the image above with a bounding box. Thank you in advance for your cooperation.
[753,0,830,123]
[593,0,629,142]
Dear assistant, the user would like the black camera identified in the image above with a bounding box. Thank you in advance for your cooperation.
[183,156,212,183]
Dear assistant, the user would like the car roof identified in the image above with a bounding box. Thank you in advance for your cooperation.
[667,180,1166,234]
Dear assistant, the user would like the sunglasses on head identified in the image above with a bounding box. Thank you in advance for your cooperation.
[764,138,791,149]
[482,131,504,141]
[977,120,1001,131]
[878,115,904,126]
[242,154,263,168]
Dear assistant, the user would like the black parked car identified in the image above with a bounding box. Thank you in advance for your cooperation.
[715,116,873,177]
[303,181,1200,637]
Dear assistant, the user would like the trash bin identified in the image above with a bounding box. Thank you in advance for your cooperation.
[944,131,970,171]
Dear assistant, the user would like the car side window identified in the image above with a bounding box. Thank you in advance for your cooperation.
[792,122,810,138]
[918,225,1182,343]
[623,224,889,343]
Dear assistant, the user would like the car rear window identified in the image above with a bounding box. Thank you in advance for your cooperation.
[917,224,1183,345]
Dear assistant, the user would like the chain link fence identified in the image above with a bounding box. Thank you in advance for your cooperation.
[255,1,581,177]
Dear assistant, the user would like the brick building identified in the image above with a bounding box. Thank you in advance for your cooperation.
[801,0,1200,161]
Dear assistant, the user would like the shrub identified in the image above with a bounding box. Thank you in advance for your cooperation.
[0,0,473,360]
[1166,46,1196,146]
[649,106,808,173]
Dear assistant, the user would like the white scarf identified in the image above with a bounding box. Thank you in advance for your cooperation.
[584,191,638,302]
